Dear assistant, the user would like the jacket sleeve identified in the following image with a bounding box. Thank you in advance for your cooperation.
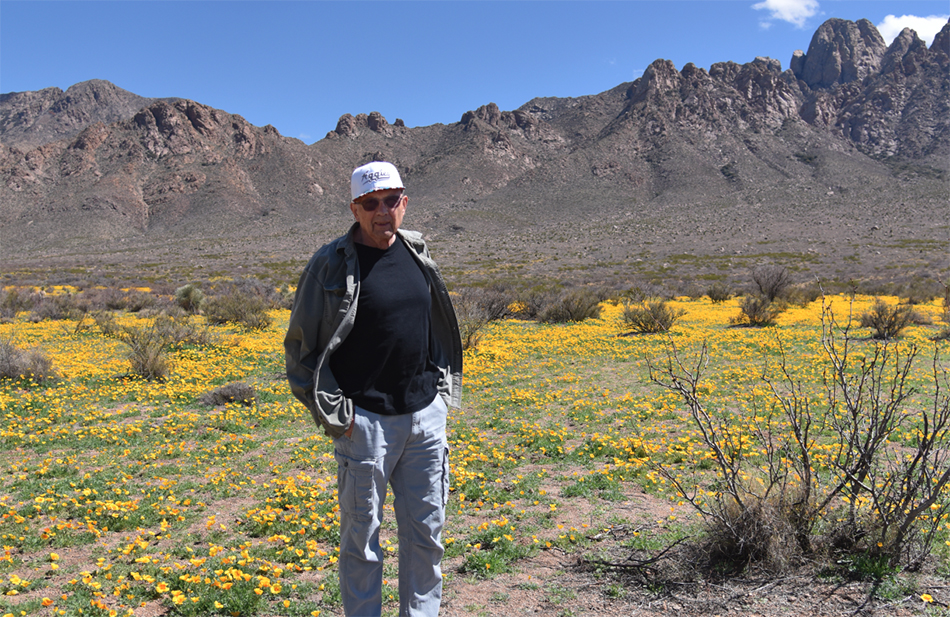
[284,265,322,414]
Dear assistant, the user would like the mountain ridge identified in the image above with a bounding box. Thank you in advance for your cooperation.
[1,17,947,290]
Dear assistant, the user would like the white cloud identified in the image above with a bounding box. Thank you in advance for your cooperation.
[877,14,949,45]
[752,0,820,28]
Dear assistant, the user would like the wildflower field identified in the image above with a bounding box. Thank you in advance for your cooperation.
[0,294,948,616]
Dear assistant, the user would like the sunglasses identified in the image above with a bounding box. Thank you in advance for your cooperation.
[358,193,404,211]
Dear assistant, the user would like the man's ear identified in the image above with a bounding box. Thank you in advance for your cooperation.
[350,201,359,218]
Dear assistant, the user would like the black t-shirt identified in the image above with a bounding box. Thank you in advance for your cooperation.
[329,238,440,415]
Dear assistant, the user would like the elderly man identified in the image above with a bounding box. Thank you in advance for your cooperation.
[285,161,462,617]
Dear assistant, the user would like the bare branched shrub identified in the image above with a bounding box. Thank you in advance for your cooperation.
[28,293,79,322]
[813,301,950,568]
[200,381,257,407]
[81,288,156,313]
[152,314,215,347]
[678,282,705,300]
[936,283,950,341]
[648,341,806,572]
[941,280,950,325]
[93,312,122,337]
[731,294,784,327]
[0,339,57,382]
[858,298,927,340]
[99,287,131,311]
[175,284,205,314]
[453,287,513,350]
[621,298,685,334]
[650,296,950,572]
[124,291,156,313]
[752,265,791,301]
[706,282,732,303]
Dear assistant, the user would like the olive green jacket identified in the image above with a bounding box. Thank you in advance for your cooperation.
[284,223,463,438]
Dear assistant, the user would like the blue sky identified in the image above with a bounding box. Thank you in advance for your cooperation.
[2,1,947,144]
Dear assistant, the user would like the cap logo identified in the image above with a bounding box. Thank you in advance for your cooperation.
[361,170,391,186]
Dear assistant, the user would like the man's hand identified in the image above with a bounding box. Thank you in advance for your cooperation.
[345,416,355,438]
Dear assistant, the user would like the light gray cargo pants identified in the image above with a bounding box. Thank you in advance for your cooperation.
[333,394,449,617]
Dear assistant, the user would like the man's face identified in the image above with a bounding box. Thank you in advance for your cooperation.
[350,189,406,249]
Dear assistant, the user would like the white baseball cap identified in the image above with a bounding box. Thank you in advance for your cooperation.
[351,161,404,201]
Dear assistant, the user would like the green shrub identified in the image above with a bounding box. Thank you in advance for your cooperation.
[785,282,822,307]
[200,381,257,407]
[932,327,950,342]
[621,298,685,334]
[732,295,785,327]
[175,284,205,314]
[512,287,556,320]
[0,288,30,319]
[539,288,604,323]
[204,290,272,331]
[859,299,928,340]
[117,325,169,381]
[706,282,732,303]
[901,278,941,305]
[0,339,57,382]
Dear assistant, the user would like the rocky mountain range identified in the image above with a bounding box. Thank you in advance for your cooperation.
[1,17,947,290]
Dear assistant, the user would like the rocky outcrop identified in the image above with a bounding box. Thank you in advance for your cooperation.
[0,97,317,241]
[329,111,405,138]
[792,18,887,89]
[934,21,950,56]
[0,80,172,150]
[830,22,949,159]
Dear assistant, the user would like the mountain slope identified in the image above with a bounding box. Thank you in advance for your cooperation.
[1,18,947,288]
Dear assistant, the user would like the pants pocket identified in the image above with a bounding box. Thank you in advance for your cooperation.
[441,446,451,507]
[334,449,377,521]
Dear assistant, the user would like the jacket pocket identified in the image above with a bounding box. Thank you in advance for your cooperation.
[333,449,377,521]
[321,283,346,328]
